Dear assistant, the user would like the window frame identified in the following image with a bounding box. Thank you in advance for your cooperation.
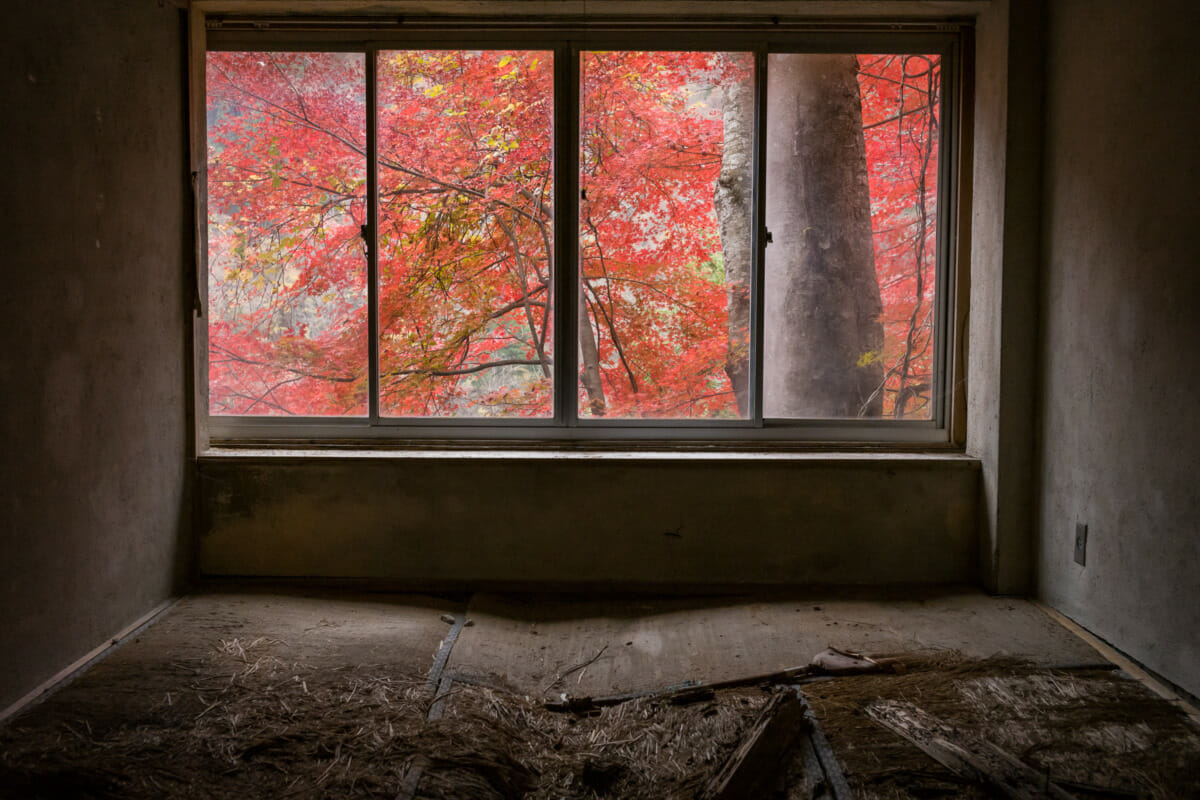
[194,17,965,447]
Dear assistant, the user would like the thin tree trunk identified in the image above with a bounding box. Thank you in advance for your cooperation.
[763,54,884,418]
[713,58,754,418]
[578,279,607,415]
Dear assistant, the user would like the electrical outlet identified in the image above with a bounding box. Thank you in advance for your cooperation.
[1074,522,1088,566]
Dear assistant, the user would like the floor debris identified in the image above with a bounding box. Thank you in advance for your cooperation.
[0,637,773,799]
[803,654,1200,799]
[794,691,855,800]
[4,592,1199,799]
[544,646,895,713]
[701,686,811,800]
[865,699,1075,799]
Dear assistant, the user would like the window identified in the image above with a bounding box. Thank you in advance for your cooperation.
[201,22,960,443]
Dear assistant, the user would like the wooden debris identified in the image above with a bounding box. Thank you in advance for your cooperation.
[666,685,715,706]
[794,733,829,799]
[700,687,810,800]
[796,692,853,800]
[865,699,1075,799]
[545,647,893,713]
[394,755,428,800]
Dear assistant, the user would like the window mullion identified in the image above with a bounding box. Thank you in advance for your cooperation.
[933,38,958,433]
[556,41,581,426]
[366,46,381,424]
[751,46,769,426]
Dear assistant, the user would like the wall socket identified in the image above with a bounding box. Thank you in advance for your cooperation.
[1074,522,1088,566]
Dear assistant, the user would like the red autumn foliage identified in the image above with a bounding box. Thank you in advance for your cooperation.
[205,49,940,421]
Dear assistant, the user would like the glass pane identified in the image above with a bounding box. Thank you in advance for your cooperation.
[207,52,368,416]
[579,51,754,420]
[377,50,554,418]
[764,53,941,420]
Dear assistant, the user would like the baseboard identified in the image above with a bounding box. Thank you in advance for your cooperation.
[0,597,180,726]
[1036,601,1200,728]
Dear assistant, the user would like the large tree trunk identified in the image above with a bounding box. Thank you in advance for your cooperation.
[714,60,754,418]
[763,54,884,418]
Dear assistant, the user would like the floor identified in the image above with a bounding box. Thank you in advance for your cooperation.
[448,589,1103,697]
[1,588,1197,799]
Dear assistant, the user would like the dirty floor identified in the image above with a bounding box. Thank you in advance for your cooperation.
[1,588,1196,799]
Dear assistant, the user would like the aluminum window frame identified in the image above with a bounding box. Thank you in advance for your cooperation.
[195,17,965,447]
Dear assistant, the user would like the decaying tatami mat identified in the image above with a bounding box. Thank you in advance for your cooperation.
[1,590,1197,799]
[804,654,1200,799]
[0,630,772,799]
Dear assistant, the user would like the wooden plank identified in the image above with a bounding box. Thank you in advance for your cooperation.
[397,607,470,799]
[394,755,428,800]
[545,648,890,713]
[700,687,811,800]
[865,700,1075,800]
[797,691,854,800]
[426,611,466,691]
[545,665,822,712]
[795,735,832,800]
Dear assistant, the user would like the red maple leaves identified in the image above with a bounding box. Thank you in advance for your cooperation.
[206,48,941,422]
[859,54,941,418]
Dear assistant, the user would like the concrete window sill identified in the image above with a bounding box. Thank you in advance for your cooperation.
[200,447,980,465]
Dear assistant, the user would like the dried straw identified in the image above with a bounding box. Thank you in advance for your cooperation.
[0,636,771,800]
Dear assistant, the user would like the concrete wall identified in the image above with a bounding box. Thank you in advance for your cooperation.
[1036,0,1200,699]
[964,0,1044,594]
[199,454,979,586]
[0,2,191,714]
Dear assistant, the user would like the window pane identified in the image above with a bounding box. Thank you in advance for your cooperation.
[764,53,941,420]
[377,50,554,418]
[207,52,368,416]
[579,51,754,420]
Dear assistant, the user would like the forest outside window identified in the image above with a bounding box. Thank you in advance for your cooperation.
[202,26,958,442]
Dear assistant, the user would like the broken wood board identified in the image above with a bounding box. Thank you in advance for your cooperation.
[867,699,1091,799]
[803,657,1200,798]
[796,691,853,800]
[701,688,810,800]
[545,647,892,713]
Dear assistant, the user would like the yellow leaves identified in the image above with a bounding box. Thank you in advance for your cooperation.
[857,350,883,367]
[424,84,446,99]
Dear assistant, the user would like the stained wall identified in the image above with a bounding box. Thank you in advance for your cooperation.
[199,454,980,587]
[0,1,191,714]
[1036,0,1200,699]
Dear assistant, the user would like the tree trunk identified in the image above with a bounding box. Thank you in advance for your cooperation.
[714,59,754,418]
[578,284,607,416]
[763,54,884,418]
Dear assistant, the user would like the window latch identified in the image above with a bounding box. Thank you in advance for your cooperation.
[765,229,774,245]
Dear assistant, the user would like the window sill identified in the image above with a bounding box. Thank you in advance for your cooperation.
[200,445,978,465]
